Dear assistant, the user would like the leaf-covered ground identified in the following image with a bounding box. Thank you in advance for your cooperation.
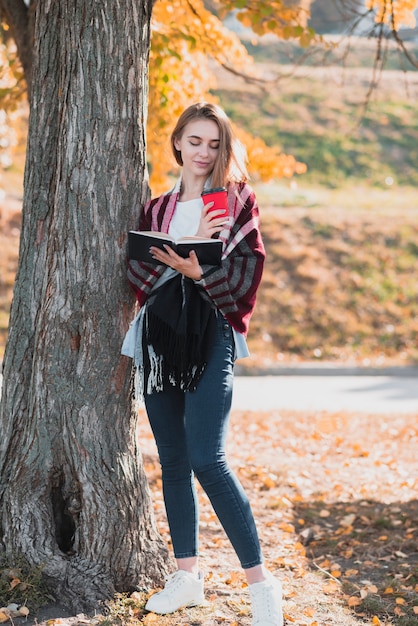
[95,406,417,626]
[2,406,417,626]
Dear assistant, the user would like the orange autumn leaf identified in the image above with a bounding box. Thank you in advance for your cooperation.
[278,522,295,533]
[304,607,316,617]
[372,617,381,625]
[413,606,418,615]
[225,570,242,585]
[348,596,362,607]
[395,597,407,605]
[294,541,306,556]
[345,569,359,576]
[323,580,340,593]
[143,614,160,624]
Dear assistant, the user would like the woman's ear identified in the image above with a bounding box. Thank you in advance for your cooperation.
[174,137,181,151]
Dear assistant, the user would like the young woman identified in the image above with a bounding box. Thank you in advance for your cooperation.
[123,102,283,625]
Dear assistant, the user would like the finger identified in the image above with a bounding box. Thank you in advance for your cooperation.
[208,208,228,218]
[202,201,214,215]
[188,250,201,264]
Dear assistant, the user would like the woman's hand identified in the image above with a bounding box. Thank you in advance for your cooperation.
[150,246,203,281]
[195,201,230,238]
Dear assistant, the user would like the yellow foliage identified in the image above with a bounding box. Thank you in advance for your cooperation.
[366,0,418,30]
[0,41,25,110]
[219,0,317,44]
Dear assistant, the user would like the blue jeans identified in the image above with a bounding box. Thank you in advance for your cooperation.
[144,314,263,569]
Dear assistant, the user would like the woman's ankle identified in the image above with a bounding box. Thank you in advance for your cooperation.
[244,564,268,585]
[176,556,199,576]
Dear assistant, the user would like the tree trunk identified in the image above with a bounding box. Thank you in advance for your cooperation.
[0,0,170,612]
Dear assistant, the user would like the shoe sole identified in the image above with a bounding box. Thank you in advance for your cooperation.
[145,596,207,614]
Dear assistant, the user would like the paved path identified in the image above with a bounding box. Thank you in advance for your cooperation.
[232,367,418,414]
[1,367,417,414]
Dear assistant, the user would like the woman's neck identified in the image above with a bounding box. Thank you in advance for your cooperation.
[179,176,206,202]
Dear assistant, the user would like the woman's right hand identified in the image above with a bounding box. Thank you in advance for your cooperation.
[195,202,230,238]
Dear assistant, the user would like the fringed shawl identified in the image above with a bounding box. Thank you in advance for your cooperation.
[144,273,216,393]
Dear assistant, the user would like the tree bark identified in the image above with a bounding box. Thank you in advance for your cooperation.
[0,0,170,612]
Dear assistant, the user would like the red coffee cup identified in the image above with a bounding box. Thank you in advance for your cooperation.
[201,187,228,218]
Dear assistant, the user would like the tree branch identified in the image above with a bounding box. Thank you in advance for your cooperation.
[0,0,34,97]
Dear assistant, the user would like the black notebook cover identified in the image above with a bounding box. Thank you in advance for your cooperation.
[128,231,223,266]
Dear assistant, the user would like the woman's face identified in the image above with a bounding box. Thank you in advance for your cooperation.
[174,119,220,180]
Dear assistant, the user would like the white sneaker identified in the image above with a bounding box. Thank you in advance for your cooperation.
[145,570,205,614]
[249,572,283,626]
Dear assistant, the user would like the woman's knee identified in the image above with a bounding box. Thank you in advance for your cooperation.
[159,449,192,482]
[190,455,229,484]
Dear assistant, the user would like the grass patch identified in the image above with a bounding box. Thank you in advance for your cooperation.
[213,43,418,188]
[246,190,418,366]
[0,552,50,612]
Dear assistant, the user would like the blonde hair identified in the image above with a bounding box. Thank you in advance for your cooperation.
[170,102,248,188]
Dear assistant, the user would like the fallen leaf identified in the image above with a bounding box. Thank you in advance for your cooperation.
[9,579,21,590]
[345,569,359,576]
[372,616,381,625]
[322,580,339,593]
[413,606,418,615]
[142,614,160,624]
[395,597,407,605]
[0,613,9,624]
[304,607,316,617]
[299,527,315,545]
[18,607,29,617]
[225,570,242,586]
[348,596,362,607]
[340,513,356,527]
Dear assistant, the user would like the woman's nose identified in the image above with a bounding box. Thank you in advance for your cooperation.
[198,143,209,156]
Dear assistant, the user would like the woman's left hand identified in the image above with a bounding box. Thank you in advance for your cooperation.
[150,245,202,281]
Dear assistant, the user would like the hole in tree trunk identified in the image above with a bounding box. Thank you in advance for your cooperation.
[51,473,76,554]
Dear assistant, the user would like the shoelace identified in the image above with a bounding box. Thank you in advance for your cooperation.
[251,582,276,622]
[162,571,187,595]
